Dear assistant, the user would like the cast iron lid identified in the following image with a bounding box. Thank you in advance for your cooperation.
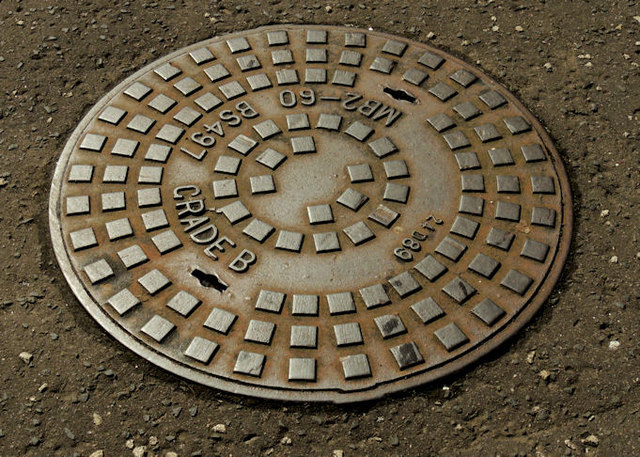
[49,25,572,403]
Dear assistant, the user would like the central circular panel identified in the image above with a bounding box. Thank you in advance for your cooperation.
[49,25,572,403]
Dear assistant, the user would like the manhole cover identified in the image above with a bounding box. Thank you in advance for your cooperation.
[49,25,572,403]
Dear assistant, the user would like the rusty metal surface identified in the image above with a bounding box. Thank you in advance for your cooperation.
[49,25,572,403]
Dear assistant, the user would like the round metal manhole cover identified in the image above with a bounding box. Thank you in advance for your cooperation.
[49,25,572,403]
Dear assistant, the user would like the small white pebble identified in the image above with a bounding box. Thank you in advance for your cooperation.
[18,352,33,364]
[491,25,499,32]
[515,25,524,32]
[132,446,147,457]
[609,255,618,264]
[608,340,620,350]
[93,412,103,426]
[280,436,292,445]
[600,209,609,217]
[212,423,226,433]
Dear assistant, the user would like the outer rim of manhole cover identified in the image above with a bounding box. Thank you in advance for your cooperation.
[49,24,572,403]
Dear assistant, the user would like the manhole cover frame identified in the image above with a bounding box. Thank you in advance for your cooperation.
[49,24,573,403]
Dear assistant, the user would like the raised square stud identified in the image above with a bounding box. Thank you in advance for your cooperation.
[242,218,274,243]
[117,245,148,269]
[144,144,171,162]
[383,160,409,179]
[411,297,445,324]
[249,175,275,194]
[418,51,444,69]
[184,337,218,364]
[388,271,421,298]
[218,201,251,224]
[288,358,316,381]
[307,204,333,224]
[70,228,97,251]
[472,299,505,326]
[292,295,319,315]
[107,289,140,315]
[195,92,223,112]
[337,188,368,211]
[290,325,317,348]
[151,230,182,254]
[212,179,238,199]
[359,284,390,309]
[214,155,242,175]
[234,351,265,377]
[383,183,409,203]
[256,148,286,170]
[317,113,342,130]
[414,255,447,282]
[368,137,397,158]
[341,354,371,379]
[501,269,533,295]
[239,72,264,93]
[435,323,469,351]
[368,204,399,228]
[111,138,139,157]
[468,253,500,278]
[244,320,276,344]
[291,136,316,154]
[313,232,340,253]
[345,121,374,142]
[333,322,363,346]
[374,314,406,339]
[391,342,424,370]
[203,308,237,334]
[141,315,175,342]
[442,276,476,304]
[531,207,556,227]
[343,221,375,245]
[83,259,113,284]
[461,174,485,192]
[105,217,133,240]
[450,216,479,239]
[275,230,304,252]
[66,196,90,215]
[286,113,310,130]
[154,63,182,81]
[255,290,285,313]
[148,94,176,114]
[138,269,171,295]
[141,209,169,231]
[167,290,201,317]
[327,292,355,315]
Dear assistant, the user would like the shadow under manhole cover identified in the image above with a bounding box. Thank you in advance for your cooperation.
[49,25,572,403]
